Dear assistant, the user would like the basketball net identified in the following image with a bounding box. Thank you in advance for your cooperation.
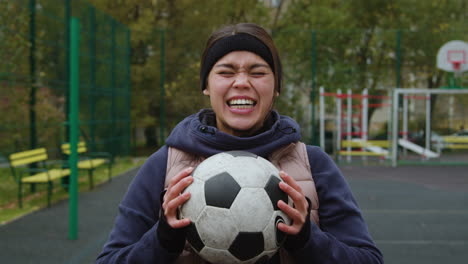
[452,61,462,78]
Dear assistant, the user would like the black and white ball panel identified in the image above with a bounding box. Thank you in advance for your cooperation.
[179,151,291,263]
[230,188,273,232]
[196,207,239,249]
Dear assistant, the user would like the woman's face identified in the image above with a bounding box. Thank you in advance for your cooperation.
[204,51,276,137]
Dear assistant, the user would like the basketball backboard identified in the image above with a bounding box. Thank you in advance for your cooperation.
[437,40,468,73]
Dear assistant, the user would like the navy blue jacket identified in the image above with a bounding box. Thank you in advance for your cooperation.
[96,109,383,263]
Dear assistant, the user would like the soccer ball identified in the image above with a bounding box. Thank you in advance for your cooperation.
[180,151,291,264]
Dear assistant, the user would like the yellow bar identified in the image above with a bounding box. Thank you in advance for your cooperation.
[341,140,390,148]
[11,154,48,167]
[10,148,46,160]
[339,151,386,156]
[61,142,86,154]
[442,137,468,143]
[9,148,48,167]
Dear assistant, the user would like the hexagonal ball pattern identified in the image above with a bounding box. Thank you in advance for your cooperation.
[186,222,205,252]
[264,175,288,211]
[192,152,234,181]
[224,156,275,188]
[226,151,258,158]
[196,206,239,249]
[228,232,264,261]
[180,150,292,263]
[230,188,273,232]
[199,246,239,264]
[180,177,206,222]
[204,172,241,209]
[263,211,291,250]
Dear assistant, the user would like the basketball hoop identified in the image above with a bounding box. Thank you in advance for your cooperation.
[437,41,468,83]
[437,41,468,72]
[448,50,466,77]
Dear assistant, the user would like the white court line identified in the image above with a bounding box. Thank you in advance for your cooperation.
[363,209,468,215]
[375,240,468,245]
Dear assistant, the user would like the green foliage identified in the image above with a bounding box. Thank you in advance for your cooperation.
[0,84,65,153]
[2,0,467,150]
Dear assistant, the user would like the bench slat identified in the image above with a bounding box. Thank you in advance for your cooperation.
[78,159,106,169]
[9,148,48,167]
[21,169,71,183]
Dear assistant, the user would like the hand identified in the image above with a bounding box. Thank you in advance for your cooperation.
[162,167,194,229]
[276,171,309,235]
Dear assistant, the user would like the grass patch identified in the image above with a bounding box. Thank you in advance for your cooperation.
[0,156,145,225]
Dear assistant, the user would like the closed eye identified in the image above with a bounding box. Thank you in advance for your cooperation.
[251,72,267,76]
[217,71,235,76]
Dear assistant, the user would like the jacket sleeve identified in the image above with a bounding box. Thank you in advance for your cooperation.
[96,146,178,263]
[288,146,383,264]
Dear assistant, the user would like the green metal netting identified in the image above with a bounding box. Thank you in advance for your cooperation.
[0,0,131,158]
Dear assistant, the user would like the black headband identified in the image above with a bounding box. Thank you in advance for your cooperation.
[200,33,275,91]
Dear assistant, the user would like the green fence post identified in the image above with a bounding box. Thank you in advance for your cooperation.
[310,30,317,145]
[68,17,80,240]
[111,18,117,156]
[395,30,402,88]
[159,29,166,146]
[126,28,132,155]
[29,0,37,150]
[88,5,96,151]
[64,0,71,140]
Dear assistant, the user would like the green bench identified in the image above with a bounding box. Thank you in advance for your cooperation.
[8,148,70,208]
[61,141,112,189]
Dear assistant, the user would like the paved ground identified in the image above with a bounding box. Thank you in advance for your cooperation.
[0,167,139,264]
[342,165,468,264]
[0,164,467,264]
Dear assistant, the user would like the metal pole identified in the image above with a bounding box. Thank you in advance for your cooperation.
[88,6,96,151]
[362,89,368,162]
[126,28,132,155]
[387,89,392,159]
[159,29,166,146]
[336,89,342,161]
[111,19,117,156]
[391,89,400,167]
[425,93,431,158]
[64,0,71,140]
[29,0,37,150]
[68,17,80,240]
[310,30,317,145]
[346,89,352,162]
[319,87,325,150]
[402,94,408,156]
[395,30,402,89]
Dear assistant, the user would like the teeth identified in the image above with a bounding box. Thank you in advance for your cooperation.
[228,99,255,106]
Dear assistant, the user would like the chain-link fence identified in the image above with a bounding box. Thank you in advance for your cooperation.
[0,0,131,158]
[133,27,467,147]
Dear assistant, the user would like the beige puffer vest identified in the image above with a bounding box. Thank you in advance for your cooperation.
[164,142,319,264]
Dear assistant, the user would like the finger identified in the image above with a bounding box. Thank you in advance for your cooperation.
[277,221,300,235]
[168,167,194,189]
[279,181,307,211]
[165,192,192,229]
[168,217,191,229]
[277,200,304,224]
[165,192,191,215]
[164,175,194,204]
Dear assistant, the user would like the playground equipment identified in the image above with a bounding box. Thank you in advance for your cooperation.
[319,87,392,162]
[390,88,468,166]
[319,40,468,166]
[319,87,468,165]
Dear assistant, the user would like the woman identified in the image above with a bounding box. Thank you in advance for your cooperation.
[96,23,383,264]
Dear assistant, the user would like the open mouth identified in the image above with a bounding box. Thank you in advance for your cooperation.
[227,98,257,109]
